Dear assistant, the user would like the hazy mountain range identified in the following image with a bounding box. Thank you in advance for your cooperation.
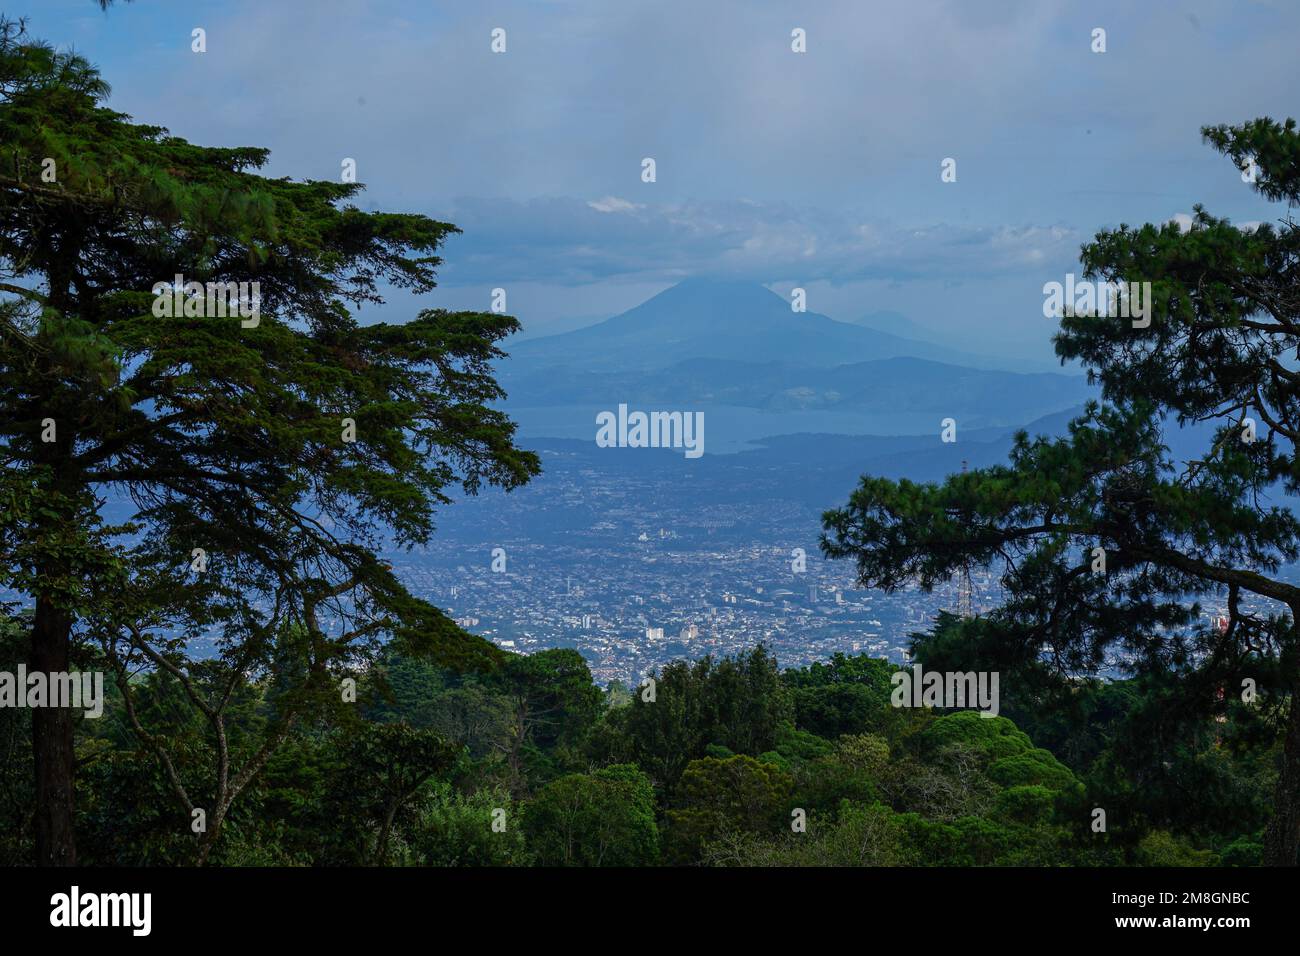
[509,278,1057,372]
[498,278,1093,449]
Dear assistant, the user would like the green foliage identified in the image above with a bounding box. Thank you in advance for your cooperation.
[994,785,1057,826]
[821,115,1300,865]
[1134,831,1217,867]
[919,712,1035,762]
[0,15,541,864]
[589,645,792,793]
[895,813,969,866]
[522,764,659,867]
[783,652,896,690]
[666,755,794,862]
[988,750,1082,797]
[1219,835,1263,867]
[325,721,459,865]
[773,721,834,763]
[951,816,1018,866]
[704,801,905,867]
[789,683,880,739]
[0,615,33,864]
[413,784,527,867]
[29,634,1275,867]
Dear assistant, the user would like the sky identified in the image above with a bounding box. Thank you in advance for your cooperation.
[25,0,1300,361]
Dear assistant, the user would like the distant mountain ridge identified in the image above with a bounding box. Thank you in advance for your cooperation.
[508,278,1025,372]
[854,309,934,341]
[498,278,1091,443]
[500,353,1092,426]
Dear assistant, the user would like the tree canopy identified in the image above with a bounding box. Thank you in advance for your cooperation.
[0,16,538,864]
[823,116,1300,865]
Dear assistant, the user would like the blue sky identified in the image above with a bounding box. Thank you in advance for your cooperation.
[26,0,1299,360]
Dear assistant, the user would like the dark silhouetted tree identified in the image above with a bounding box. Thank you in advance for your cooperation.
[0,19,538,864]
[824,117,1300,865]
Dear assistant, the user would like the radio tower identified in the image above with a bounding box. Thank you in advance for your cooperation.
[957,565,974,619]
[956,459,974,619]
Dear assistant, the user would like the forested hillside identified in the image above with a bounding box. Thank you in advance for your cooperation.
[0,614,1269,866]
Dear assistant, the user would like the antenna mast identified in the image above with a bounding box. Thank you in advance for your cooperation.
[957,459,974,619]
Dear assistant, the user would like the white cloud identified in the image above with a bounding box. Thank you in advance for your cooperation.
[434,196,1082,286]
[587,196,644,214]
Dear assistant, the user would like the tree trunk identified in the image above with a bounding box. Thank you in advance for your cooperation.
[30,594,76,866]
[1264,666,1300,866]
[376,801,398,866]
[195,808,225,867]
[29,262,81,867]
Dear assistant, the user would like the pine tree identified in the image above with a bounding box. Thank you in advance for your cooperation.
[0,18,538,865]
[823,117,1300,865]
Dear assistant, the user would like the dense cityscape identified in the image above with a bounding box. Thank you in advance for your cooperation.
[386,441,1269,688]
